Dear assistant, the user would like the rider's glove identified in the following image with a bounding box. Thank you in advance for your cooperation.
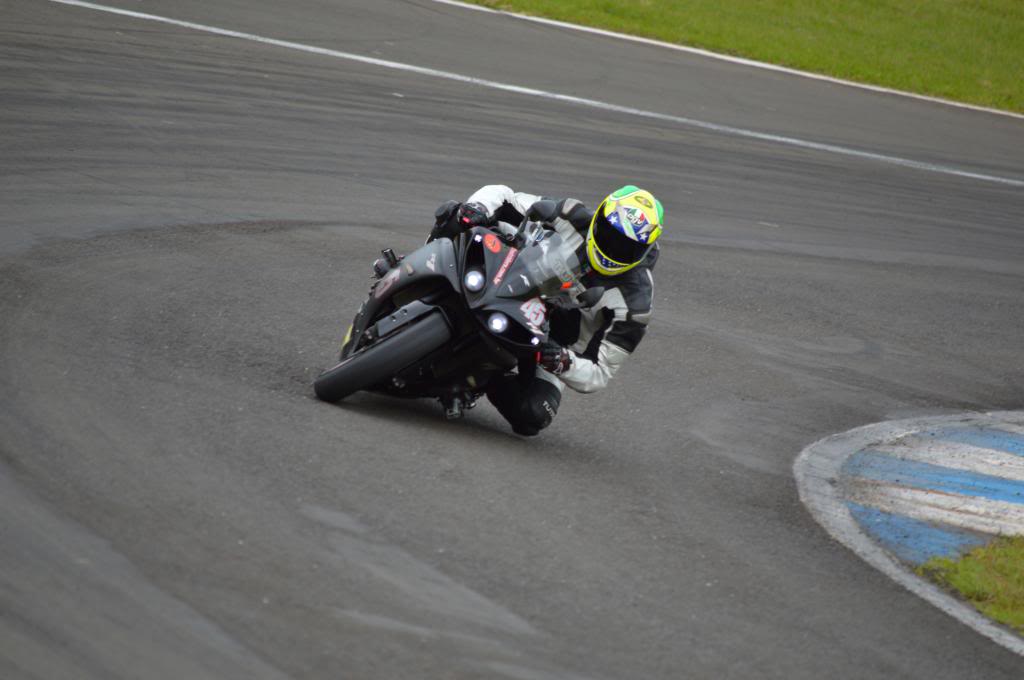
[457,202,492,228]
[430,200,491,242]
[429,199,461,242]
[538,341,572,376]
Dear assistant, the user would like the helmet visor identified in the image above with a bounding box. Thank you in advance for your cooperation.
[591,208,652,267]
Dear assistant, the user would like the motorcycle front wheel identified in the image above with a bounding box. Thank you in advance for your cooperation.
[313,311,451,403]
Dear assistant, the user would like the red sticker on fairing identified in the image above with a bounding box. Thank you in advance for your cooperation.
[484,233,502,253]
[492,248,519,286]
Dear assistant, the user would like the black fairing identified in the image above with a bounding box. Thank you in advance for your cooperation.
[342,237,459,358]
[460,227,563,352]
[337,225,579,400]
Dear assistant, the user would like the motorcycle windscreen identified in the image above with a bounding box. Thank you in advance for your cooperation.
[499,231,580,299]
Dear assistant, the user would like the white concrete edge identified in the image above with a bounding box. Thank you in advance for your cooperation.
[44,0,1024,189]
[793,411,1024,657]
[429,0,1024,122]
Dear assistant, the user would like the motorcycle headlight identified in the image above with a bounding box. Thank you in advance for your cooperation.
[464,269,485,292]
[487,312,509,334]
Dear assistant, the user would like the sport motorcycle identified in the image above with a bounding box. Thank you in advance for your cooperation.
[313,203,601,418]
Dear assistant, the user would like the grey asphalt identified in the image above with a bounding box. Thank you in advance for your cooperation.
[2,1,1023,678]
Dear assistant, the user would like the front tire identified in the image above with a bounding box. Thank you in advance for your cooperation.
[313,312,451,403]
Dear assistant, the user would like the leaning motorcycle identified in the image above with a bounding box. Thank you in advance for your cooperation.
[313,210,598,418]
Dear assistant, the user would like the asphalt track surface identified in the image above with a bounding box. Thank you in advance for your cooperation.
[2,1,1023,678]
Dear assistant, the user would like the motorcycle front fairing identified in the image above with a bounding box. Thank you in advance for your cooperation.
[336,225,582,403]
[460,226,582,355]
[341,237,461,359]
[339,230,523,400]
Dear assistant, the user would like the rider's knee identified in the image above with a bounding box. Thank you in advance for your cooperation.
[516,380,561,436]
[487,373,561,436]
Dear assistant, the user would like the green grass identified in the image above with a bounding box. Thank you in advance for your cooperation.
[468,1,1024,113]
[918,536,1024,634]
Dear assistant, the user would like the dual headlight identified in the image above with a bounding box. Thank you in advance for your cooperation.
[464,269,485,292]
[464,270,513,336]
[487,312,509,333]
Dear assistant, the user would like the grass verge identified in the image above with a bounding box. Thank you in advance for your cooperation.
[467,1,1024,113]
[918,536,1024,634]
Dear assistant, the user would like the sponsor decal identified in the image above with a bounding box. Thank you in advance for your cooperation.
[625,207,649,229]
[492,247,519,286]
[484,233,502,253]
[425,253,437,272]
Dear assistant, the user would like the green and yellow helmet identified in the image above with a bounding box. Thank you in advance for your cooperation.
[586,185,664,276]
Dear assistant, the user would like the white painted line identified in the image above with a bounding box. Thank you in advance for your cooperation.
[847,479,1024,536]
[430,0,1024,121]
[870,439,1024,483]
[48,0,1024,189]
[794,411,1024,657]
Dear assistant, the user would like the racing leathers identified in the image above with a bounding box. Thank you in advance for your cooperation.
[434,185,656,436]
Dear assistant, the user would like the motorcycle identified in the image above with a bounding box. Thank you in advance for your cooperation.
[313,202,601,418]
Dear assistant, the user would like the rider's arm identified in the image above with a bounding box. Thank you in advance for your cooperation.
[560,318,647,393]
[466,185,542,225]
[558,267,655,394]
[554,198,593,234]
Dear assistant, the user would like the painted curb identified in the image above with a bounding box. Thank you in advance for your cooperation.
[794,411,1024,657]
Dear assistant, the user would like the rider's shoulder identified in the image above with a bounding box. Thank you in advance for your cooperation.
[551,198,593,233]
[602,249,656,314]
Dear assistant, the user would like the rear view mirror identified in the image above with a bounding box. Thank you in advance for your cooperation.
[526,200,559,223]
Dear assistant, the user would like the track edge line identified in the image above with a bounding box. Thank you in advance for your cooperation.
[428,0,1024,121]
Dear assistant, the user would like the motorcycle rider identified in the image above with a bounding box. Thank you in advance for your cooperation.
[429,184,664,436]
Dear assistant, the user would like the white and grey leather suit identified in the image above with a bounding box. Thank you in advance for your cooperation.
[444,185,656,435]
